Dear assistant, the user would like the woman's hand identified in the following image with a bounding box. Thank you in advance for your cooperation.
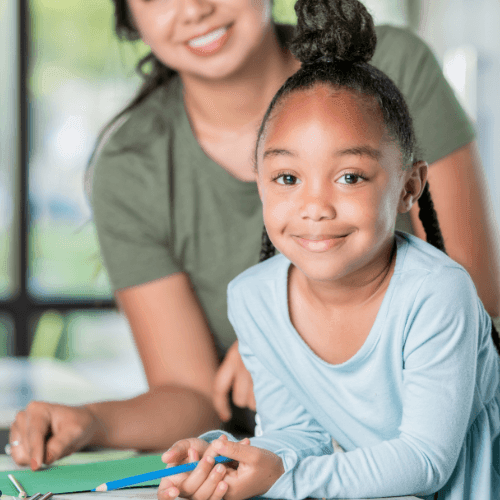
[9,402,101,470]
[158,437,284,500]
[213,341,256,422]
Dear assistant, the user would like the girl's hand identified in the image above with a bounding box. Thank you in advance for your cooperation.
[161,437,284,500]
[161,436,216,466]
[209,438,284,500]
[158,435,231,500]
[213,341,256,422]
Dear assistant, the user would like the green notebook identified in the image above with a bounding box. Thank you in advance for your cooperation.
[0,453,165,495]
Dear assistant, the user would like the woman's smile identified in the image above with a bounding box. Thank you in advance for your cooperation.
[127,0,275,81]
[186,24,233,56]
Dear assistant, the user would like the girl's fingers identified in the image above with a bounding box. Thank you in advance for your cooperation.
[175,454,218,497]
[210,438,258,465]
[157,479,179,500]
[207,481,228,500]
[162,440,191,464]
[191,463,227,500]
[188,447,200,462]
[201,435,228,461]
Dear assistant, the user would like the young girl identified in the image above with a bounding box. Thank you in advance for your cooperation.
[158,1,500,499]
[10,0,500,471]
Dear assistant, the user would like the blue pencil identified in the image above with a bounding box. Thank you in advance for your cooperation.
[92,456,233,492]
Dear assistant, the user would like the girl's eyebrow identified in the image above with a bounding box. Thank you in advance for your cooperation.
[262,145,381,161]
[335,146,381,160]
[262,148,297,160]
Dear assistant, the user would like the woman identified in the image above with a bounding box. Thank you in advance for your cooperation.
[9,0,500,471]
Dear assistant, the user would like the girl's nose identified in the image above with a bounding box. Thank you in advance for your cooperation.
[181,0,214,24]
[299,184,336,221]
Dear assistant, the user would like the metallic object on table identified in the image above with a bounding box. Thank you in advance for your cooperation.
[7,474,27,498]
[28,493,43,500]
[38,493,53,500]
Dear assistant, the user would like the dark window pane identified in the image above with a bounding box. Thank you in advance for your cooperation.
[0,315,15,357]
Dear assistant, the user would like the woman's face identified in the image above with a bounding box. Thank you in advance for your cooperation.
[126,0,273,80]
[256,85,417,285]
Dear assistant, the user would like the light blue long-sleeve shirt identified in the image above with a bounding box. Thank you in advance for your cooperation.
[202,232,500,499]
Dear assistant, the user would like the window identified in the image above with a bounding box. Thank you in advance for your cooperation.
[3,0,147,357]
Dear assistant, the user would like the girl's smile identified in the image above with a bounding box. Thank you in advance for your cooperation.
[293,234,349,253]
[257,85,427,289]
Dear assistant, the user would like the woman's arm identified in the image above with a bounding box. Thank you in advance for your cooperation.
[87,272,222,449]
[409,141,500,317]
[9,273,222,468]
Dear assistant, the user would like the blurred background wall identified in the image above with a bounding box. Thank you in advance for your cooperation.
[0,0,498,397]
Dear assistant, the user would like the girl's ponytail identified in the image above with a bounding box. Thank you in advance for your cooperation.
[290,0,377,64]
[417,183,446,253]
[259,227,276,263]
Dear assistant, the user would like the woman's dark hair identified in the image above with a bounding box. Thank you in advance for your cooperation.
[255,0,500,354]
[110,0,177,114]
[86,1,177,170]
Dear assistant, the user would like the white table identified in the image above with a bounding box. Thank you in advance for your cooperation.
[0,359,421,500]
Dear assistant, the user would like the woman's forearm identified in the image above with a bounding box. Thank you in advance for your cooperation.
[86,385,221,451]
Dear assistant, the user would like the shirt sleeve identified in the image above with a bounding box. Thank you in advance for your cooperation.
[231,267,480,499]
[198,334,334,493]
[91,131,181,291]
[374,26,475,165]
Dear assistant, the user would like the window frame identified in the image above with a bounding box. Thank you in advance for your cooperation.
[1,1,115,357]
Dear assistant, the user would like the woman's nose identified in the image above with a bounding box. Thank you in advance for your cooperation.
[299,183,336,221]
[180,0,214,24]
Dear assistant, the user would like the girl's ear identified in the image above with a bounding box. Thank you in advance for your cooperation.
[398,161,428,213]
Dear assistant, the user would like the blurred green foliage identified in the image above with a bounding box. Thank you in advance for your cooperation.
[30,0,297,97]
[24,0,298,301]
[274,0,298,24]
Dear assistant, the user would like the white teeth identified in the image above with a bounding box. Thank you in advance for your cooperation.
[188,27,227,48]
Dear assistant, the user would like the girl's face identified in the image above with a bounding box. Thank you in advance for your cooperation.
[256,85,426,284]
[126,0,273,80]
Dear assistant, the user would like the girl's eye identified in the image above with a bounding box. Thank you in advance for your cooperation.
[338,173,365,185]
[275,174,300,185]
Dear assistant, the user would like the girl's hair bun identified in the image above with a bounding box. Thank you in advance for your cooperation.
[290,0,377,65]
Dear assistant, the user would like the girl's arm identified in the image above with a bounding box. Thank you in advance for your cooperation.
[212,267,483,500]
[157,335,335,500]
[9,272,222,468]
[410,141,500,317]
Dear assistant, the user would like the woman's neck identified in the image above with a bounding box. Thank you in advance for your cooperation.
[180,25,300,130]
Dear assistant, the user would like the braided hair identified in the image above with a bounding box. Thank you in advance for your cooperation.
[255,0,500,354]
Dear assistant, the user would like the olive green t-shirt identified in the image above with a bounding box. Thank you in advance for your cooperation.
[91,25,475,356]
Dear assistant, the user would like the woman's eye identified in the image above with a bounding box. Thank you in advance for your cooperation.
[338,173,364,185]
[276,174,300,185]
